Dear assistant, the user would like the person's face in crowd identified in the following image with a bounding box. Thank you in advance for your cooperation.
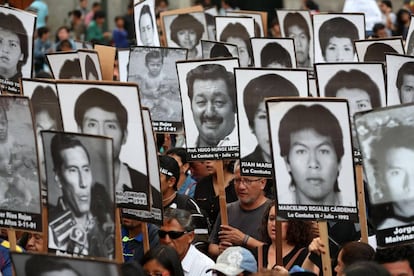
[147,57,163,77]
[233,166,266,207]
[41,269,79,276]
[176,28,197,50]
[225,36,250,67]
[57,145,92,217]
[140,13,154,46]
[57,28,70,41]
[0,110,8,142]
[191,78,235,146]
[121,217,142,230]
[35,110,58,185]
[189,161,210,180]
[382,147,414,217]
[253,102,271,162]
[169,154,189,176]
[324,37,354,62]
[285,128,341,205]
[159,173,174,195]
[115,17,124,29]
[287,25,309,66]
[0,27,23,78]
[144,259,171,276]
[80,107,126,160]
[204,160,217,175]
[267,206,276,241]
[399,74,414,103]
[336,88,372,122]
[382,260,414,276]
[160,218,193,260]
[26,233,43,252]
[334,249,345,276]
[376,28,388,39]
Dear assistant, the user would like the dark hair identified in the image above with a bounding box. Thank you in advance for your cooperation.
[363,43,398,62]
[85,55,99,80]
[381,0,392,9]
[407,33,414,55]
[51,133,90,175]
[324,70,381,108]
[260,201,313,247]
[375,245,414,271]
[37,26,49,38]
[121,261,146,276]
[260,42,292,67]
[396,62,414,94]
[55,26,71,43]
[0,12,29,72]
[31,85,63,130]
[92,1,101,8]
[343,261,391,276]
[340,241,375,266]
[74,87,128,133]
[56,39,74,52]
[243,74,299,129]
[164,207,194,231]
[159,155,180,189]
[166,147,188,165]
[26,255,81,276]
[170,14,204,46]
[145,50,163,65]
[186,63,236,111]
[72,9,82,19]
[59,58,82,79]
[139,4,153,28]
[210,44,232,58]
[94,10,106,20]
[141,245,184,276]
[372,23,386,37]
[283,12,310,40]
[319,17,358,58]
[220,23,252,64]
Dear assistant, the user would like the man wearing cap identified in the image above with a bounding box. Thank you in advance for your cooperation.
[159,208,214,276]
[208,160,271,258]
[208,246,257,276]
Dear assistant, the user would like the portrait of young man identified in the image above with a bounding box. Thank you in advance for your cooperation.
[277,10,313,68]
[177,58,240,151]
[0,7,36,94]
[43,132,115,258]
[267,100,357,221]
[386,54,414,106]
[134,2,160,47]
[56,82,150,211]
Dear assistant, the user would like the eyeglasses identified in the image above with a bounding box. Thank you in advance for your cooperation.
[234,177,262,185]
[158,229,188,239]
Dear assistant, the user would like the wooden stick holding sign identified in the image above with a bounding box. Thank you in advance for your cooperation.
[356,165,368,243]
[141,222,150,254]
[318,221,332,276]
[215,160,228,226]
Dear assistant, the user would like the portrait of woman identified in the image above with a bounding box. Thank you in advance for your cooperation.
[220,22,253,67]
[318,16,359,63]
[169,13,205,59]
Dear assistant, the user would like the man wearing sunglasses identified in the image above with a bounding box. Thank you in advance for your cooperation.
[208,160,271,258]
[159,208,214,276]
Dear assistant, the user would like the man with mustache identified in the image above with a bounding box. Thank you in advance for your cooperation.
[186,63,237,147]
[48,133,114,258]
[278,104,344,205]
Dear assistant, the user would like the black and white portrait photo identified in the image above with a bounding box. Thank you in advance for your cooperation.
[46,52,82,80]
[315,63,386,153]
[0,6,36,94]
[161,8,207,59]
[78,50,102,81]
[216,16,255,67]
[176,58,240,160]
[406,18,414,56]
[56,81,150,211]
[236,68,308,177]
[355,38,404,63]
[21,79,63,201]
[226,10,266,37]
[277,10,313,69]
[134,0,160,47]
[267,99,358,221]
[12,252,121,276]
[42,131,115,258]
[0,96,41,230]
[201,40,239,60]
[355,104,414,246]
[251,38,296,68]
[386,53,414,106]
[128,46,187,132]
[313,13,365,63]
[117,48,130,82]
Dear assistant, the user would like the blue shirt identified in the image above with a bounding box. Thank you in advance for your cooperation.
[29,0,48,29]
[122,224,159,263]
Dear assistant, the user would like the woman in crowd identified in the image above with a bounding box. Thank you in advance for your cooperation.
[141,244,184,276]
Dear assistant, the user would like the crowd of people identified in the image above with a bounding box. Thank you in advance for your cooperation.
[1,0,414,276]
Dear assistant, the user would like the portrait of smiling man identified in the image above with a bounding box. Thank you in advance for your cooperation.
[185,63,237,148]
[277,104,346,206]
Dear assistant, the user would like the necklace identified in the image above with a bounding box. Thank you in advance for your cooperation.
[162,192,176,202]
